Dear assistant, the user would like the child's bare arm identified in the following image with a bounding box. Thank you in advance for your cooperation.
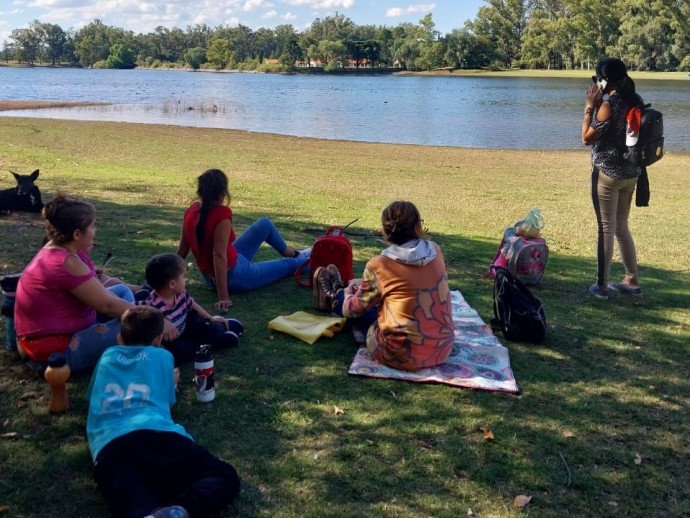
[191,300,213,320]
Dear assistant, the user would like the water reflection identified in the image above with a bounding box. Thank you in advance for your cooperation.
[1,67,688,151]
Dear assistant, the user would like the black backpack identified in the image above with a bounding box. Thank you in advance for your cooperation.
[623,104,664,167]
[490,266,547,344]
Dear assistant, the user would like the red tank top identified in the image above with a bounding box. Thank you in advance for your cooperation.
[182,202,238,274]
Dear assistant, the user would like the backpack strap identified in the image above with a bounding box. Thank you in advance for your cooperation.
[294,259,311,287]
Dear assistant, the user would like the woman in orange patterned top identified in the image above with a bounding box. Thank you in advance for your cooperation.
[315,201,455,372]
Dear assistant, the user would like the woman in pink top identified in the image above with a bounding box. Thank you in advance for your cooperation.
[15,194,178,373]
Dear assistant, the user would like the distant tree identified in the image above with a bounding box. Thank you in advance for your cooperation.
[375,27,394,66]
[317,40,346,65]
[183,46,206,69]
[37,22,67,64]
[274,25,302,67]
[444,26,495,69]
[185,24,212,50]
[471,0,527,68]
[206,38,231,69]
[74,20,113,67]
[348,40,380,67]
[252,27,277,61]
[2,40,15,62]
[106,43,135,68]
[10,26,41,64]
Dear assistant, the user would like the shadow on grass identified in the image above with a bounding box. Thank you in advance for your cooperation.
[1,200,688,517]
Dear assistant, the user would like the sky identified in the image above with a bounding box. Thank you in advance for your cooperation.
[0,1,486,46]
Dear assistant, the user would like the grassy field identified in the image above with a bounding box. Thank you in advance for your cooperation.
[0,117,688,517]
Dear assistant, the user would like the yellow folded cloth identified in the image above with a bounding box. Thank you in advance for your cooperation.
[268,311,347,345]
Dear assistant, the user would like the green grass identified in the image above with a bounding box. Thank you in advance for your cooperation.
[0,118,689,517]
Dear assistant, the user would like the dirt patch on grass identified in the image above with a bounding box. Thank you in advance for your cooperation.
[0,100,109,111]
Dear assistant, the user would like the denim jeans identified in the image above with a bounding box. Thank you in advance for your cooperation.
[67,284,134,374]
[333,290,377,343]
[225,217,307,293]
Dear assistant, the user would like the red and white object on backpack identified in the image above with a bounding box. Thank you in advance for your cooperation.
[294,226,354,287]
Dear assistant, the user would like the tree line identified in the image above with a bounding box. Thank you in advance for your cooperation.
[4,0,690,72]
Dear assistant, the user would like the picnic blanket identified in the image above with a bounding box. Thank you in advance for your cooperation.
[348,290,521,394]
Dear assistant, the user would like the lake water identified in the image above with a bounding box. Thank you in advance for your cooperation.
[1,67,689,152]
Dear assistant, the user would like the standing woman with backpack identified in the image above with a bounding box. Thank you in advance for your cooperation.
[582,57,644,300]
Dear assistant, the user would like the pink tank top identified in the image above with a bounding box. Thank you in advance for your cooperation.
[15,248,97,337]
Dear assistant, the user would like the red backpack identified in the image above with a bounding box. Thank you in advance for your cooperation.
[294,226,354,287]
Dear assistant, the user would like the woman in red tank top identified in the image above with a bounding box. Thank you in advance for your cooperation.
[177,169,310,310]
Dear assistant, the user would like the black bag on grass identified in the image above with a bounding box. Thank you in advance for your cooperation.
[491,266,546,344]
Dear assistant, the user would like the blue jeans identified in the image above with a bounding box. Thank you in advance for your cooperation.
[66,284,134,374]
[333,290,377,342]
[225,217,307,293]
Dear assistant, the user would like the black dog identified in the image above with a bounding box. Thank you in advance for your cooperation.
[0,170,44,214]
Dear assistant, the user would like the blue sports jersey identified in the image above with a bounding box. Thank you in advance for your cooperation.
[86,345,193,462]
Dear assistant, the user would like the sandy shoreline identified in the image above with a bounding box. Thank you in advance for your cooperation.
[0,100,109,111]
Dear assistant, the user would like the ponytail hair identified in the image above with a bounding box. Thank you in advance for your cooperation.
[43,193,96,245]
[617,75,643,108]
[195,169,230,248]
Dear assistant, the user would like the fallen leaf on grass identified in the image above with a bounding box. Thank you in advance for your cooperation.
[17,401,26,409]
[333,405,344,415]
[419,440,433,450]
[513,495,532,508]
[20,391,43,400]
[562,430,575,438]
[634,453,643,465]
[480,427,495,441]
[1,432,19,440]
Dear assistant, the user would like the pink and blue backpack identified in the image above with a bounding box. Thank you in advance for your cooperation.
[488,227,549,286]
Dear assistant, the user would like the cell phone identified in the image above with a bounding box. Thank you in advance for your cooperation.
[591,75,607,91]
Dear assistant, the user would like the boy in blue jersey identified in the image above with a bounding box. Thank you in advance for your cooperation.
[87,306,240,518]
[137,253,244,364]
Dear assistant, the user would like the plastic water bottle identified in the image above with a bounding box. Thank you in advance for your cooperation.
[194,345,215,402]
[44,353,71,414]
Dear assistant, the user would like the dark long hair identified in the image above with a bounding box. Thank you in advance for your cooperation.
[595,57,643,107]
[195,169,230,248]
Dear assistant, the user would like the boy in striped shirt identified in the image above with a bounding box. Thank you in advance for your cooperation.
[137,254,244,364]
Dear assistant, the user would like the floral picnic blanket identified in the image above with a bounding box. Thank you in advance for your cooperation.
[348,290,521,394]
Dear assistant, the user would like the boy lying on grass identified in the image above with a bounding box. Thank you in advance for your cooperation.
[87,306,241,518]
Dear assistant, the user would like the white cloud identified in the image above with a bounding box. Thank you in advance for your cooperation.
[386,3,435,18]
[28,0,84,7]
[261,9,278,19]
[243,0,274,12]
[281,11,296,20]
[283,0,354,9]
